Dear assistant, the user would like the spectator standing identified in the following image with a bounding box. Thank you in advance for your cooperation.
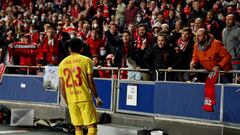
[114,0,126,30]
[168,27,194,81]
[99,46,108,65]
[101,0,114,19]
[92,54,110,78]
[190,28,232,83]
[222,14,240,70]
[85,29,104,56]
[124,0,138,28]
[115,31,131,79]
[143,33,176,81]
[139,0,151,18]
[171,20,183,43]
[129,24,153,80]
[8,35,38,74]
[78,22,91,41]
[149,0,159,13]
[125,30,142,80]
[37,27,59,65]
[189,0,206,20]
[134,13,150,29]
[205,10,222,41]
[168,9,177,32]
[127,22,138,40]
[104,23,122,67]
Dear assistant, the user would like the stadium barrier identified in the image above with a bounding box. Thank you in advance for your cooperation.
[0,66,240,126]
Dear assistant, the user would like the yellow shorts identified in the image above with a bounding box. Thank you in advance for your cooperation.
[68,101,99,126]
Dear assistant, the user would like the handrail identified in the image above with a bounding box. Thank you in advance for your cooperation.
[158,69,239,83]
[93,67,119,78]
[118,67,159,81]
[4,65,240,83]
[5,65,240,73]
[158,69,240,73]
[2,65,240,127]
[93,67,119,70]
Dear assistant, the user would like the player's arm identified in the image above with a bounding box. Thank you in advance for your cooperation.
[59,77,68,105]
[87,73,103,107]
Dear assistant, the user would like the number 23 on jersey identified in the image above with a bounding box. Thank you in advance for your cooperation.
[63,66,82,88]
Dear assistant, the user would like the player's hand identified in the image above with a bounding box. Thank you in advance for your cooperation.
[95,97,103,107]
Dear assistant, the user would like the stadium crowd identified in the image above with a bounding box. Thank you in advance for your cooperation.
[0,0,239,82]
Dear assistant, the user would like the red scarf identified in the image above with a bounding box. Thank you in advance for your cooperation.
[136,36,143,49]
[203,71,219,112]
[177,38,188,51]
[0,63,6,82]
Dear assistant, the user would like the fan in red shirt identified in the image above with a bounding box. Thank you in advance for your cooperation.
[71,4,80,19]
[62,17,76,33]
[22,0,31,7]
[8,34,38,74]
[37,27,59,66]
[28,25,40,44]
[85,29,104,56]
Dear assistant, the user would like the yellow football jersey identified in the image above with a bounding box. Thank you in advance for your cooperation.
[58,53,93,103]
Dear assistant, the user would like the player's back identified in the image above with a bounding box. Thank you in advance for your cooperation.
[58,53,93,102]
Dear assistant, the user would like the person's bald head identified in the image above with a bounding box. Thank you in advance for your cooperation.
[197,28,208,35]
[194,18,203,31]
[196,28,208,44]
[226,14,236,27]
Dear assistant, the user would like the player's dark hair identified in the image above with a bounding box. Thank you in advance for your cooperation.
[68,38,83,53]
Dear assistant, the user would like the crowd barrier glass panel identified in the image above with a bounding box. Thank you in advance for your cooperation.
[223,85,240,124]
[0,75,58,103]
[118,81,155,113]
[154,82,221,121]
[94,79,113,110]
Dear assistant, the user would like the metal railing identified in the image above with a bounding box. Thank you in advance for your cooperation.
[157,69,240,84]
[2,65,240,127]
[4,65,240,84]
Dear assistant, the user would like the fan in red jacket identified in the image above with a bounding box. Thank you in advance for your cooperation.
[8,34,38,74]
[37,27,59,65]
[29,25,40,44]
[85,29,104,56]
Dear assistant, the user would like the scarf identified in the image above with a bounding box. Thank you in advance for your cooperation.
[177,38,188,52]
[135,36,143,49]
[0,63,6,83]
[198,36,213,51]
[203,71,219,112]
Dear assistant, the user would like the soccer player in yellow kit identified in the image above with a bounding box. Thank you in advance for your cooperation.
[58,38,103,135]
